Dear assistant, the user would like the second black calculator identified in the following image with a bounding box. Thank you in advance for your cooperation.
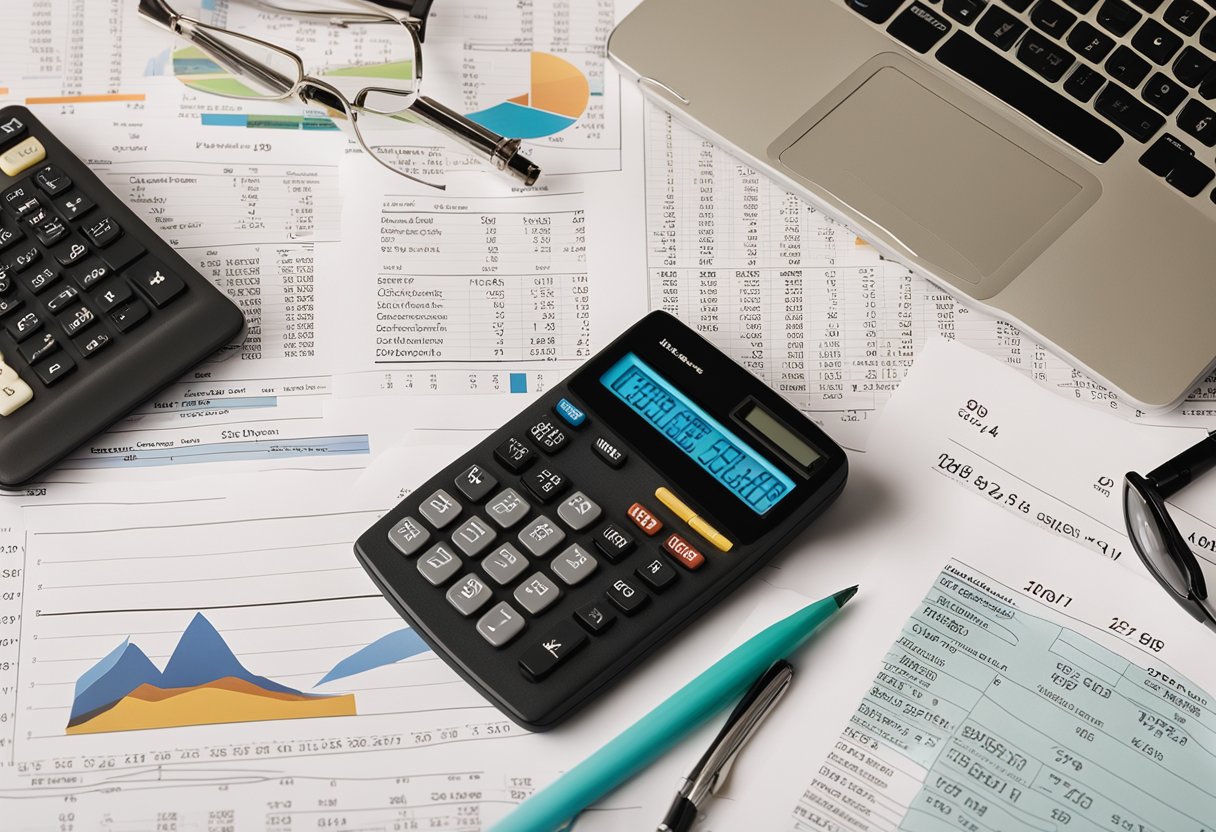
[354,311,848,730]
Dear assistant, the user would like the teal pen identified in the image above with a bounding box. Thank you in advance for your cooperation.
[489,585,858,832]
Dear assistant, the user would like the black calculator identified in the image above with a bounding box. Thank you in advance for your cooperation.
[354,311,847,730]
[0,106,244,485]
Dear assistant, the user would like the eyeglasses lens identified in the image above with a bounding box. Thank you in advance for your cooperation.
[1125,482,1190,596]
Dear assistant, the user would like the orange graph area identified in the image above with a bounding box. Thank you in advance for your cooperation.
[25,93,145,105]
[66,677,356,735]
[507,53,589,118]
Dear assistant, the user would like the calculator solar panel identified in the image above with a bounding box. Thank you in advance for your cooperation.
[0,106,244,485]
[354,311,847,730]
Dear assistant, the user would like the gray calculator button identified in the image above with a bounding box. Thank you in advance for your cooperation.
[482,543,528,585]
[456,464,498,502]
[556,491,601,531]
[419,489,461,529]
[485,487,530,529]
[452,515,496,557]
[387,516,430,556]
[518,515,566,557]
[416,543,462,586]
[476,601,526,647]
[550,544,598,586]
[514,572,561,614]
[447,574,493,617]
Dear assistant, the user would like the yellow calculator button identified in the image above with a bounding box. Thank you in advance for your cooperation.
[654,486,734,552]
[0,137,46,177]
[0,362,33,416]
[689,516,733,553]
[654,486,695,522]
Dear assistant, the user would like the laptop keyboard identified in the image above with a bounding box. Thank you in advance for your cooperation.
[848,0,1216,202]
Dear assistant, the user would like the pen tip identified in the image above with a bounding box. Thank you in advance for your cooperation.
[833,585,859,608]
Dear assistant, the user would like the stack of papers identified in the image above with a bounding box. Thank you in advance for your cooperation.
[2,1,1215,827]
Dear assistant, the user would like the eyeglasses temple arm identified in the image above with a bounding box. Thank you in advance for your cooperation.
[189,28,301,98]
[408,96,540,186]
[1149,431,1216,498]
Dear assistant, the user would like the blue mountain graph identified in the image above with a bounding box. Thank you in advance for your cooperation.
[69,613,311,726]
[315,628,431,686]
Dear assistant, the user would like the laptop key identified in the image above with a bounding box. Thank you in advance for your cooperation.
[1174,46,1213,87]
[1142,72,1187,113]
[1129,0,1163,11]
[1132,20,1182,65]
[848,0,904,23]
[1203,19,1216,50]
[1095,82,1166,140]
[1062,0,1098,11]
[1140,133,1192,175]
[1177,99,1216,146]
[1106,45,1151,87]
[1162,0,1208,35]
[976,6,1026,48]
[889,3,954,51]
[1017,29,1076,81]
[935,32,1124,161]
[944,0,986,23]
[1064,64,1107,101]
[1199,66,1216,99]
[1001,0,1033,11]
[1030,0,1077,37]
[1168,156,1215,196]
[1068,21,1116,62]
[1097,0,1142,36]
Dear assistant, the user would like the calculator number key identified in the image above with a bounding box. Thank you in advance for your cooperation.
[663,533,706,570]
[451,516,496,557]
[416,543,462,586]
[32,353,74,387]
[477,602,526,648]
[446,574,493,617]
[54,191,94,220]
[637,556,678,592]
[494,436,534,473]
[53,238,89,267]
[605,577,649,615]
[594,523,636,562]
[626,502,663,536]
[528,418,567,453]
[21,266,57,295]
[0,361,33,416]
[519,620,587,681]
[523,465,567,503]
[481,543,528,586]
[34,164,71,195]
[128,257,186,307]
[75,331,112,358]
[418,488,461,529]
[110,298,149,332]
[556,491,602,531]
[514,572,561,615]
[387,516,430,556]
[82,216,121,248]
[518,515,566,557]
[62,305,96,337]
[485,487,530,529]
[550,544,598,586]
[6,310,41,342]
[455,463,498,502]
[93,280,133,313]
[17,332,57,365]
[574,601,617,634]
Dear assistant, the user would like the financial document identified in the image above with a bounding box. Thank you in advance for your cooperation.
[791,550,1216,832]
[643,107,1216,447]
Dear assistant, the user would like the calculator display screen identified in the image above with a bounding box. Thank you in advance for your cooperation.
[600,353,795,514]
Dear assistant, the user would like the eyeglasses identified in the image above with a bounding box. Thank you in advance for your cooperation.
[137,0,540,190]
[1123,431,1216,631]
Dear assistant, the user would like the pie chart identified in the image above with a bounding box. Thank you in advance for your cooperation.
[466,52,590,139]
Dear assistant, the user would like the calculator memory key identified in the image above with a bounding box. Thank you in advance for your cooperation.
[593,523,635,562]
[605,576,648,615]
[636,556,678,591]
[519,620,587,681]
[494,436,534,472]
[522,465,567,503]
[663,533,706,570]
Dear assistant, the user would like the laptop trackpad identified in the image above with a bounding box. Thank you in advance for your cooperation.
[775,65,1083,290]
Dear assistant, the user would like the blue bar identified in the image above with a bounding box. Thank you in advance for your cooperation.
[509,373,528,394]
[200,113,248,127]
[600,353,793,514]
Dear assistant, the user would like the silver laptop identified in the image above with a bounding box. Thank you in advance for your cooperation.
[608,0,1216,413]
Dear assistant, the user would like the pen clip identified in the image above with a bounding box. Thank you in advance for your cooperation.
[684,661,794,804]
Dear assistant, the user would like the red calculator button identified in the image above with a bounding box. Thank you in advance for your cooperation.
[626,502,663,535]
[663,533,705,570]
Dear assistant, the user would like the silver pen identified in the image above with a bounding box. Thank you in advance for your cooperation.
[656,660,795,832]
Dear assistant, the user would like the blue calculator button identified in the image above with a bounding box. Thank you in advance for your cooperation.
[554,398,586,427]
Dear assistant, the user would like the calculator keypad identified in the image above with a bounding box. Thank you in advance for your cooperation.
[375,394,742,698]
